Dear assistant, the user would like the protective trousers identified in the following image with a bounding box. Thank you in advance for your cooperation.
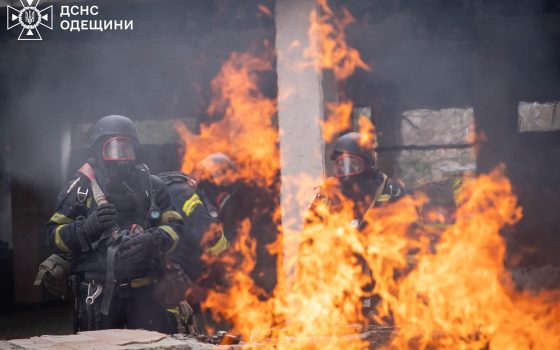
[78,281,173,333]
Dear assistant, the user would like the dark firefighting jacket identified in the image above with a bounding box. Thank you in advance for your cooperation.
[159,172,229,282]
[45,164,184,281]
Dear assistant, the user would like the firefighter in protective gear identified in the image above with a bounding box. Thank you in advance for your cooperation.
[191,152,242,242]
[159,153,237,334]
[160,153,236,283]
[304,132,405,319]
[44,115,185,333]
[188,153,275,295]
[307,132,405,229]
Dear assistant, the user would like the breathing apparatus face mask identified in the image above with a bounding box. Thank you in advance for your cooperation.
[334,153,373,200]
[100,136,136,180]
[334,153,365,178]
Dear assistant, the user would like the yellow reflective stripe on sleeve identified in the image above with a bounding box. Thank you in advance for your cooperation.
[181,193,203,217]
[377,194,391,203]
[50,212,74,225]
[54,225,71,253]
[207,231,229,256]
[160,225,179,253]
[160,210,182,224]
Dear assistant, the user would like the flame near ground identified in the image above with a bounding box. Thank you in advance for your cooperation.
[175,2,560,349]
[202,168,560,349]
[370,169,560,349]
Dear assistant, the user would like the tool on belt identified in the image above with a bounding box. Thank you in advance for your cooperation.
[86,282,103,305]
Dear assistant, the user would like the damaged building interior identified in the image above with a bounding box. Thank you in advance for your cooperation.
[1,0,560,348]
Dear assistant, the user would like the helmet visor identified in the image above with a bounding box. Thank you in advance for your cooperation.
[334,154,364,177]
[102,136,136,161]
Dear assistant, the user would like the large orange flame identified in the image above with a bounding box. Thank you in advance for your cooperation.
[321,101,354,144]
[177,47,279,187]
[305,0,370,82]
[202,166,560,349]
[369,168,560,349]
[202,218,278,341]
[177,3,560,350]
[305,0,371,142]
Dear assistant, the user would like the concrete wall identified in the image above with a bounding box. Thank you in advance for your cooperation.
[397,108,476,188]
[518,101,560,132]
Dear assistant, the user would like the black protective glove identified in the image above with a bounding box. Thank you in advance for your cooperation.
[118,230,157,264]
[82,203,118,242]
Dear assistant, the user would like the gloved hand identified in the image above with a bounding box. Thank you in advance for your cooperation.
[118,230,157,264]
[82,203,118,242]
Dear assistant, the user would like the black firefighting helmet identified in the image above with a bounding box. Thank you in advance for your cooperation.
[331,132,376,164]
[89,115,139,148]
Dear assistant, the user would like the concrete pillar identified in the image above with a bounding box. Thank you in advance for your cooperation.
[276,0,326,277]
